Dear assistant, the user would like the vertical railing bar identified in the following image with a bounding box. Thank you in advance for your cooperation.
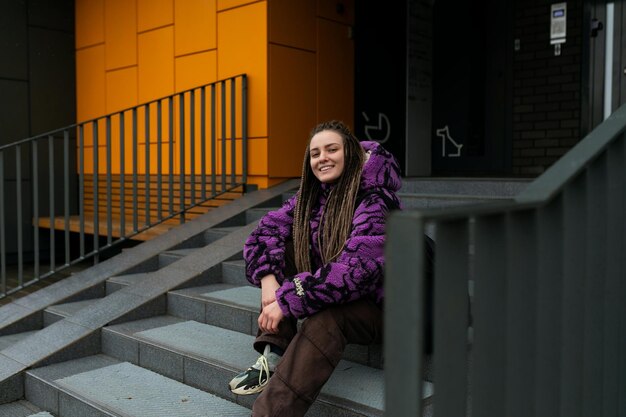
[179,92,186,223]
[169,97,174,215]
[145,103,150,227]
[385,212,425,417]
[201,86,206,200]
[16,145,23,285]
[560,175,586,417]
[120,113,126,238]
[211,84,216,198]
[63,130,71,265]
[79,125,85,257]
[535,198,564,416]
[472,213,508,417]
[242,75,248,184]
[190,89,196,206]
[604,139,624,416]
[221,80,226,191]
[32,141,39,278]
[132,108,138,232]
[106,116,112,244]
[0,152,5,294]
[157,100,163,221]
[433,219,470,417]
[582,159,608,417]
[47,138,54,274]
[92,123,99,262]
[617,134,626,417]
[506,209,538,417]
[230,78,236,186]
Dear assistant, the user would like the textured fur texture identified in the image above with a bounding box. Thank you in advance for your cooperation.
[244,141,401,318]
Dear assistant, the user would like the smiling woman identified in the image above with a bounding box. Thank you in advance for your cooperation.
[228,120,405,417]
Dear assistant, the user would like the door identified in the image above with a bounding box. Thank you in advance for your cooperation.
[431,0,513,175]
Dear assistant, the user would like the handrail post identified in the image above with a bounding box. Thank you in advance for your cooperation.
[384,211,425,417]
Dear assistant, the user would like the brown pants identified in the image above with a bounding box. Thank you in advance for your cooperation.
[252,298,383,417]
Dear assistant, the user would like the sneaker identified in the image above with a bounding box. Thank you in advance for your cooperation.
[229,344,281,395]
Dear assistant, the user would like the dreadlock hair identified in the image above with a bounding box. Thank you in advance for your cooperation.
[292,120,365,272]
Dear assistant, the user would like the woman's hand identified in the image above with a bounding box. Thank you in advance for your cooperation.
[260,274,280,308]
[258,300,284,333]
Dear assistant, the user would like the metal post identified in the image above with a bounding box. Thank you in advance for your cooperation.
[79,125,85,258]
[211,84,216,197]
[179,92,186,223]
[169,97,174,215]
[120,112,126,238]
[145,104,150,227]
[242,75,248,184]
[0,151,5,294]
[190,90,196,205]
[106,116,112,244]
[92,124,99,261]
[32,141,39,277]
[201,86,206,200]
[157,101,163,221]
[385,211,425,417]
[231,78,236,186]
[47,138,54,273]
[221,80,226,191]
[64,130,71,264]
[133,108,138,232]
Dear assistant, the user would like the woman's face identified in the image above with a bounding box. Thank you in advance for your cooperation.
[309,130,345,183]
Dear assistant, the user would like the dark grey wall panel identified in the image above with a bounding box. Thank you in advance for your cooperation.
[0,0,28,80]
[0,79,30,146]
[28,0,74,32]
[29,27,76,135]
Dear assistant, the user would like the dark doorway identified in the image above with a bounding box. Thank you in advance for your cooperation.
[431,0,512,175]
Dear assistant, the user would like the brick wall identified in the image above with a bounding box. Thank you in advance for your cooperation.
[512,0,582,175]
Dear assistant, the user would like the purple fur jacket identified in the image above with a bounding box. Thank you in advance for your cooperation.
[243,141,402,319]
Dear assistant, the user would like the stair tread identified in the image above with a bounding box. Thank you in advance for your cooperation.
[0,400,49,417]
[170,284,259,310]
[0,330,39,351]
[45,298,100,317]
[103,318,425,410]
[28,354,250,416]
[107,272,151,285]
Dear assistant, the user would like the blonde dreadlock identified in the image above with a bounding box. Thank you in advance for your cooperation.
[292,121,365,272]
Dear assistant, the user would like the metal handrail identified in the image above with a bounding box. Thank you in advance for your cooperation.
[385,104,626,416]
[0,74,248,299]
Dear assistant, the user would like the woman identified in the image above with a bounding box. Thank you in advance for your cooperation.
[228,120,402,416]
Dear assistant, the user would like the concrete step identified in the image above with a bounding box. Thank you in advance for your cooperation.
[0,400,52,417]
[400,177,530,196]
[43,299,101,326]
[25,354,250,416]
[167,284,383,369]
[220,259,248,286]
[100,317,419,416]
[0,330,39,351]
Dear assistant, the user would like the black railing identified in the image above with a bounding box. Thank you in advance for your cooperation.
[0,74,248,299]
[385,105,626,416]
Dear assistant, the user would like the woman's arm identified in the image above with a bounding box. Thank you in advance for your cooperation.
[275,192,393,319]
[243,194,297,287]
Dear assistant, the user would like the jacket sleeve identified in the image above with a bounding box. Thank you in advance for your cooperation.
[243,194,297,287]
[275,192,390,319]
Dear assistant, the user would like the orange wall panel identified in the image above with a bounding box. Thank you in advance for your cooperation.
[217,2,267,140]
[138,0,173,32]
[269,0,315,51]
[106,67,138,113]
[138,27,174,103]
[316,18,353,127]
[175,51,217,91]
[247,138,268,175]
[174,0,217,56]
[268,44,315,178]
[76,0,104,48]
[104,0,137,70]
[76,45,106,122]
[217,0,257,11]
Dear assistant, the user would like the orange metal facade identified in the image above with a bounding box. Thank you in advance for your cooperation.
[75,0,355,188]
